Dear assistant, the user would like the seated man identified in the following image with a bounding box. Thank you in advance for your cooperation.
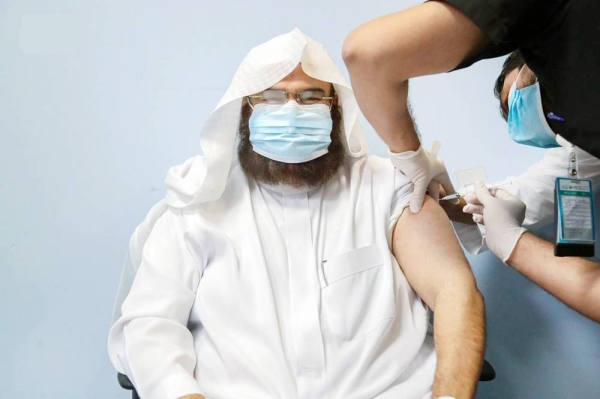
[108,29,484,399]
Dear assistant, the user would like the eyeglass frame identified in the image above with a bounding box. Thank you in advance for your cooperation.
[246,88,336,110]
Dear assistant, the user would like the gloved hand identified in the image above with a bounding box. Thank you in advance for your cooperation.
[463,182,527,263]
[389,144,456,213]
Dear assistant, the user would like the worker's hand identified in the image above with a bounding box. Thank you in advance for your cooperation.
[390,145,456,213]
[463,182,527,262]
[179,395,205,399]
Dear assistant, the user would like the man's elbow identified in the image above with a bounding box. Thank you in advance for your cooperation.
[463,284,484,316]
[471,287,485,312]
[436,276,485,312]
[342,28,384,72]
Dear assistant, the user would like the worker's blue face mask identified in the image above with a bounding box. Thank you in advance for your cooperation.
[507,68,560,149]
[248,101,333,163]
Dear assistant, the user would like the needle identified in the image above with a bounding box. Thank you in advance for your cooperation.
[439,180,513,201]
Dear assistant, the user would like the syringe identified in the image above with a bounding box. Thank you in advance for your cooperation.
[440,180,513,201]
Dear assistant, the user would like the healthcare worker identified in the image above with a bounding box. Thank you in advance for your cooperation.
[108,29,484,399]
[342,0,600,213]
[444,51,600,323]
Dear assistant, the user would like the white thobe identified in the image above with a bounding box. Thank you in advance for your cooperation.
[108,155,436,399]
[455,146,600,253]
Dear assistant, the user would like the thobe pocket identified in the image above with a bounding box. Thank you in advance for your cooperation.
[320,244,396,341]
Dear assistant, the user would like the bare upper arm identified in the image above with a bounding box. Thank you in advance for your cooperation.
[343,1,489,80]
[392,196,477,310]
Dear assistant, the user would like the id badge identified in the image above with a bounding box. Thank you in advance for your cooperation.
[554,178,596,257]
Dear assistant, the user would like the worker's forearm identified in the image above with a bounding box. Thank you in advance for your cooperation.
[346,63,419,153]
[343,12,423,153]
[433,281,485,399]
[508,232,600,322]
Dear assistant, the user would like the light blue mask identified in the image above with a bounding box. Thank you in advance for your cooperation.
[507,71,560,149]
[248,101,333,163]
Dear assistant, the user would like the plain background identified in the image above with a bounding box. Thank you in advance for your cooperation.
[1,0,599,398]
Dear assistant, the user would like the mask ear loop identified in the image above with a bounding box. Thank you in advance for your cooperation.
[508,65,528,108]
[515,65,526,88]
[514,65,538,90]
[245,96,255,110]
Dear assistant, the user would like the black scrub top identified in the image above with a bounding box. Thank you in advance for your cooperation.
[438,0,600,158]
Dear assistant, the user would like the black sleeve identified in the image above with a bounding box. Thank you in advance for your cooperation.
[427,0,600,156]
[431,0,569,69]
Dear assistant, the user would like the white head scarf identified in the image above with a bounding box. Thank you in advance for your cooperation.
[164,27,367,208]
[111,28,368,324]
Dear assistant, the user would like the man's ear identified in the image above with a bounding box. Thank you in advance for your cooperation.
[330,84,339,106]
[242,96,254,111]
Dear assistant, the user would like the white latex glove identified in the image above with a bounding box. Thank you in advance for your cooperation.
[389,144,456,213]
[463,182,527,263]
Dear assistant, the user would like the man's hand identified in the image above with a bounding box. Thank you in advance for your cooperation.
[390,145,456,213]
[463,182,527,262]
[179,395,205,399]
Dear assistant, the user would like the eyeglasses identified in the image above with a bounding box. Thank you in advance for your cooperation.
[247,89,335,109]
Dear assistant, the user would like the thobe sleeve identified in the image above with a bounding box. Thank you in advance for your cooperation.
[387,171,414,235]
[108,207,204,399]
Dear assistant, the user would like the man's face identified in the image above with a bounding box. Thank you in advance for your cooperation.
[271,64,333,101]
[238,65,346,188]
[499,64,538,119]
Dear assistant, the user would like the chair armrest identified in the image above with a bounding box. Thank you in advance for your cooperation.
[117,373,141,399]
[480,359,496,381]
[117,373,135,390]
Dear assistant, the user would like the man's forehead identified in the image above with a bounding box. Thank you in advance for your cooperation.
[272,64,331,89]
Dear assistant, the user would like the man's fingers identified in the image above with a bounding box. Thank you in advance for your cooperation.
[472,213,484,224]
[435,169,456,198]
[428,180,440,202]
[493,188,515,200]
[464,193,482,205]
[439,183,448,198]
[410,181,428,213]
[474,181,494,205]
[463,203,484,215]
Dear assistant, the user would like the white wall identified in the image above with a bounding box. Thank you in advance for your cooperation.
[1,1,598,398]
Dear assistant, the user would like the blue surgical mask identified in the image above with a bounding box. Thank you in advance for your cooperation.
[507,69,560,149]
[248,101,333,163]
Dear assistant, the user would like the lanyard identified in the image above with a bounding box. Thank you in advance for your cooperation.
[554,145,596,257]
[568,145,578,178]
